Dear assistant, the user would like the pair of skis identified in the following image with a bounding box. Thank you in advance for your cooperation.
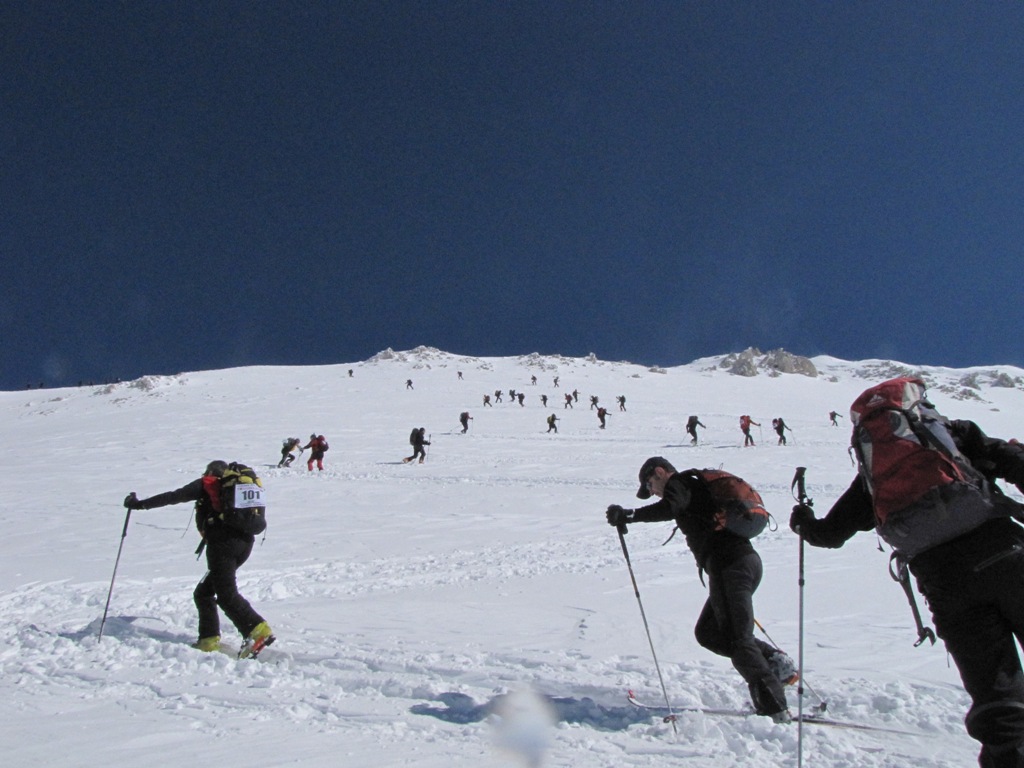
[626,690,916,735]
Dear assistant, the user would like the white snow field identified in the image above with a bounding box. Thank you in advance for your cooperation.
[3,346,1024,767]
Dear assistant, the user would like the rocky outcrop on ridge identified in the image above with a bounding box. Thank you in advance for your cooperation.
[717,347,818,378]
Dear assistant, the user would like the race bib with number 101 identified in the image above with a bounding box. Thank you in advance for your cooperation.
[233,483,266,509]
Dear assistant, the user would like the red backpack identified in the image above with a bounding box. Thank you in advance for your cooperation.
[683,468,770,538]
[850,377,995,557]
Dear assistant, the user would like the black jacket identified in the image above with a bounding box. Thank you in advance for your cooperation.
[137,478,250,542]
[632,472,755,572]
[799,420,1024,577]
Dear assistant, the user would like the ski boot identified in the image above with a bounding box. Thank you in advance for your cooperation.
[768,651,800,686]
[192,635,221,653]
[238,622,275,659]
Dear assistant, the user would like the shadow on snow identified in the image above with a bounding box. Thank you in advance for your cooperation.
[411,691,650,731]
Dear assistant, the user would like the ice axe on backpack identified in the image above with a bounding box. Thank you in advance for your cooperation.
[889,552,937,647]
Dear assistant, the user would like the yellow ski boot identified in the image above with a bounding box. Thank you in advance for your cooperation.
[238,622,275,659]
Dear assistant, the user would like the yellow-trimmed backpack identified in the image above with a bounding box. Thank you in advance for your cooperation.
[206,462,267,535]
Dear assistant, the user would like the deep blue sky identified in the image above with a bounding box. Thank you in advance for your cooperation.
[4,2,1023,389]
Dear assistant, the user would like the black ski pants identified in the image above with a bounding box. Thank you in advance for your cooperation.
[194,534,264,640]
[916,544,1024,768]
[696,550,787,715]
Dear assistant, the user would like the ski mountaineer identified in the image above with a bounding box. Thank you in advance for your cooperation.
[686,415,707,445]
[277,437,302,467]
[403,427,430,464]
[122,460,274,658]
[606,457,797,723]
[772,417,790,446]
[791,389,1024,768]
[302,433,329,472]
[740,415,759,446]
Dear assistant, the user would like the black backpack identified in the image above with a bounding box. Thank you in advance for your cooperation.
[410,428,418,446]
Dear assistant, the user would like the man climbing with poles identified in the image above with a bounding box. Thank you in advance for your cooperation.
[606,456,797,723]
[122,460,275,659]
[790,376,1024,768]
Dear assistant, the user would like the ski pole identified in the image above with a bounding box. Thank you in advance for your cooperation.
[791,467,814,767]
[798,518,805,767]
[616,524,678,738]
[98,505,133,640]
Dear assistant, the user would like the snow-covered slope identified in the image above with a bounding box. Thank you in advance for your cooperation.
[4,347,1023,767]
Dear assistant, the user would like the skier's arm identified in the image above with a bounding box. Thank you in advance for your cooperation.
[631,477,692,524]
[626,499,674,523]
[791,477,875,548]
[130,478,205,510]
[950,420,1024,491]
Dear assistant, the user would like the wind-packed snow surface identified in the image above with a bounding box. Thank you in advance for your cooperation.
[4,347,1024,767]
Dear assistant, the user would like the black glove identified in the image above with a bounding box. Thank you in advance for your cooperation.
[124,492,143,510]
[790,504,815,534]
[606,504,634,528]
